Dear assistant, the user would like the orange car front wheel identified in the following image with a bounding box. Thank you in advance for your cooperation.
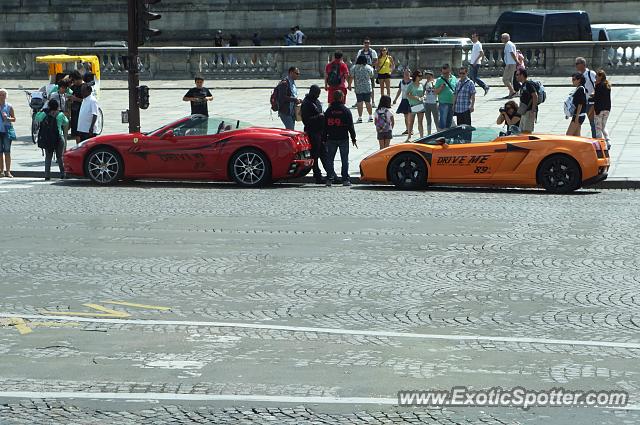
[388,153,428,190]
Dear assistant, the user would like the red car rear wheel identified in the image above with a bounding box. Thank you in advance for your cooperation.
[229,148,272,187]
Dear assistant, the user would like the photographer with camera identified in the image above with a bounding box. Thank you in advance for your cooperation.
[496,100,521,134]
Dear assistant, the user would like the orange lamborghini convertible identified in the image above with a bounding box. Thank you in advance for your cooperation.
[359,126,610,193]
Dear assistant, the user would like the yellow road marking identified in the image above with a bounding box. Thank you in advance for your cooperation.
[0,318,33,335]
[41,304,130,318]
[102,301,170,311]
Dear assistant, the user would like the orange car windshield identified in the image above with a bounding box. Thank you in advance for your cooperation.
[416,126,501,145]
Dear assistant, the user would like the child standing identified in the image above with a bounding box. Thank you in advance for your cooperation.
[393,69,412,136]
[375,95,395,149]
[593,69,611,147]
[422,70,439,135]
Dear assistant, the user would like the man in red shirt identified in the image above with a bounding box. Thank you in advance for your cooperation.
[324,51,349,104]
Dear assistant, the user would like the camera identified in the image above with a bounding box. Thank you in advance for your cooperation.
[499,107,505,113]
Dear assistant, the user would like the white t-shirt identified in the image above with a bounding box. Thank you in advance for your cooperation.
[77,94,99,133]
[504,41,517,65]
[583,68,597,97]
[470,41,483,64]
[356,48,378,66]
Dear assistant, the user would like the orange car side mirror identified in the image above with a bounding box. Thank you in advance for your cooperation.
[436,137,448,147]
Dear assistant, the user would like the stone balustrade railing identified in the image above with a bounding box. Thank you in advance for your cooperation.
[0,42,638,81]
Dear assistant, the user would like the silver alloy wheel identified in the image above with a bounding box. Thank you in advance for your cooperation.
[233,152,266,185]
[88,150,120,184]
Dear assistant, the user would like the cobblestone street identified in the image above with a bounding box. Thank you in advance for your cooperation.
[1,178,639,423]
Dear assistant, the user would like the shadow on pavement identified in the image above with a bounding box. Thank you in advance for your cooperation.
[53,179,306,190]
[352,185,601,195]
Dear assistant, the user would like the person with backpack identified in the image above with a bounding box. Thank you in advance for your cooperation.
[301,85,327,183]
[323,91,357,187]
[593,69,612,146]
[0,88,16,178]
[374,95,394,149]
[515,69,538,134]
[35,99,68,180]
[434,64,457,130]
[566,73,588,137]
[325,51,350,105]
[575,57,598,138]
[273,67,301,130]
[355,38,378,107]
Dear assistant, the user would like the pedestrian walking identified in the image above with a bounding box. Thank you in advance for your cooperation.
[376,47,394,98]
[501,33,517,98]
[566,73,587,137]
[76,84,99,142]
[68,70,84,144]
[356,38,378,106]
[515,69,538,134]
[392,69,412,136]
[0,88,16,178]
[512,50,526,94]
[285,27,296,46]
[453,67,476,126]
[183,77,213,116]
[575,57,598,138]
[301,84,328,183]
[35,99,68,180]
[434,64,457,130]
[406,70,425,141]
[323,91,357,186]
[214,30,225,64]
[422,70,439,135]
[325,51,350,105]
[48,79,71,114]
[276,67,301,130]
[374,95,394,149]
[496,100,521,134]
[349,55,375,123]
[469,32,489,96]
[593,69,611,146]
[294,26,305,45]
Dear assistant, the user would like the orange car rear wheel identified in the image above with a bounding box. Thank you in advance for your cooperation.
[388,153,428,190]
[536,154,582,194]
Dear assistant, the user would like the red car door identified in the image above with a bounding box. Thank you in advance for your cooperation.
[132,117,221,179]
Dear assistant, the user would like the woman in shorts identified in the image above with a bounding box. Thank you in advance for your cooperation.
[376,47,394,98]
[567,73,587,137]
[393,69,412,136]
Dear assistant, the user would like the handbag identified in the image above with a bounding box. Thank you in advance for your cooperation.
[410,104,425,113]
[7,126,16,141]
[294,104,302,122]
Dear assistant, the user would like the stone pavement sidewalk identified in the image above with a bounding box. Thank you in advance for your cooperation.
[2,75,639,181]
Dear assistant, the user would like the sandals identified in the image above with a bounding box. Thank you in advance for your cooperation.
[4,171,12,178]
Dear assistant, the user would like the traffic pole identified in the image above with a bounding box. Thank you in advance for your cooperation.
[127,0,141,133]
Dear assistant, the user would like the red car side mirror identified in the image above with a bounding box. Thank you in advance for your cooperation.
[161,130,175,139]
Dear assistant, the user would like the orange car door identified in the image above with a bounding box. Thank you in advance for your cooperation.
[430,142,506,182]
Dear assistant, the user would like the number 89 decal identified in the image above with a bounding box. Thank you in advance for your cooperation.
[474,166,490,174]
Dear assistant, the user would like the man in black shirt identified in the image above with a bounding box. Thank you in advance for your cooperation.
[323,91,357,186]
[301,85,327,183]
[183,77,213,116]
[515,69,538,134]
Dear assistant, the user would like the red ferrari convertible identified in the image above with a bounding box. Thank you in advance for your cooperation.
[64,115,313,186]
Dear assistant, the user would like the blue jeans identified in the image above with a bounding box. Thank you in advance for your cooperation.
[587,103,596,138]
[469,64,488,90]
[279,113,295,130]
[326,139,350,181]
[438,103,454,130]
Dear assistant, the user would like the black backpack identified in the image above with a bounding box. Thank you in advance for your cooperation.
[327,62,342,87]
[37,113,60,151]
[270,79,287,112]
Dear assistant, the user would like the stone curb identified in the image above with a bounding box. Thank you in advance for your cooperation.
[8,170,639,190]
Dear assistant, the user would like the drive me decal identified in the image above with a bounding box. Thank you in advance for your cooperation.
[437,155,490,165]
